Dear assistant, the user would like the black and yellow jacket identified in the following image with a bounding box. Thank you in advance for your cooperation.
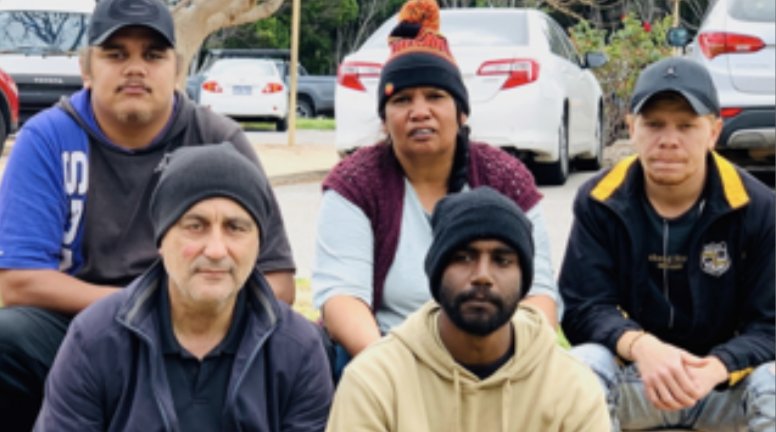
[560,153,774,386]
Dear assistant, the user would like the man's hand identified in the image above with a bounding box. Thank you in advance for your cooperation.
[686,356,729,400]
[631,334,705,411]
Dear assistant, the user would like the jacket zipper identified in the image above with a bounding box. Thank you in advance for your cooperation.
[662,219,675,329]
[123,323,174,432]
[226,326,277,432]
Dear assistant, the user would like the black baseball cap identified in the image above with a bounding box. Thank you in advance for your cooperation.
[88,0,176,48]
[630,57,720,117]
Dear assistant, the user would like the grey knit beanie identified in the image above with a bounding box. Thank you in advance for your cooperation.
[425,187,534,302]
[149,143,271,245]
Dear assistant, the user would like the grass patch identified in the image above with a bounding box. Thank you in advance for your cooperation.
[293,277,319,322]
[242,117,335,132]
[557,329,571,350]
[242,122,276,131]
[296,118,335,130]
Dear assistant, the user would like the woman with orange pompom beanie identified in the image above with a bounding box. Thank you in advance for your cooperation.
[313,0,562,382]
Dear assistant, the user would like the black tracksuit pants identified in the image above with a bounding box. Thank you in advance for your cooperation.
[0,306,70,432]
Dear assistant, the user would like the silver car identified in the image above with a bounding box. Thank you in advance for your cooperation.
[688,0,775,171]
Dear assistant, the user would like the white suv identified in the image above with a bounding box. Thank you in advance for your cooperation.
[335,8,607,185]
[688,0,775,171]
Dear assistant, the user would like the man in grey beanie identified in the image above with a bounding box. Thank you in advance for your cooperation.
[327,186,608,432]
[34,143,333,432]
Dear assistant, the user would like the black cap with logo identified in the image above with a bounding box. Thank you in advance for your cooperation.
[88,0,176,48]
[630,57,720,117]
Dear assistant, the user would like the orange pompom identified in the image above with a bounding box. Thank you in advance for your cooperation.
[398,0,440,32]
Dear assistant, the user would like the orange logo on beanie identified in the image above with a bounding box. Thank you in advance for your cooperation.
[385,83,395,96]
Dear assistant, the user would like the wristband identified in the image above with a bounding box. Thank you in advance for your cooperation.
[627,331,647,361]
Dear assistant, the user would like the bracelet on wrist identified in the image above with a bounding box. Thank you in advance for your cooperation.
[627,331,647,361]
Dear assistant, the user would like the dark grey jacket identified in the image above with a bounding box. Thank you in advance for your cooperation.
[34,261,333,432]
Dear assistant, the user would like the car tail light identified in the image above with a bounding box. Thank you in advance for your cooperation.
[338,62,382,92]
[478,59,540,90]
[202,81,223,93]
[721,108,743,118]
[263,83,284,94]
[698,32,766,59]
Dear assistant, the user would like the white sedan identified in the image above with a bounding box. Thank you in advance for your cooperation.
[198,58,289,131]
[335,8,607,185]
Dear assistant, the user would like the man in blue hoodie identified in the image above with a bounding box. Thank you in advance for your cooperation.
[34,143,332,432]
[0,0,296,430]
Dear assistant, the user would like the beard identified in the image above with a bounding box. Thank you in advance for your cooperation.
[117,108,154,124]
[439,283,520,337]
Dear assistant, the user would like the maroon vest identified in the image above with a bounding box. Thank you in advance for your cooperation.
[323,142,542,313]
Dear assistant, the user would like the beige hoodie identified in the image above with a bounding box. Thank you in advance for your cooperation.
[326,302,608,432]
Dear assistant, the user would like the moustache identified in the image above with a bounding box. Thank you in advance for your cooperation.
[117,80,151,93]
[191,256,233,274]
[453,287,504,309]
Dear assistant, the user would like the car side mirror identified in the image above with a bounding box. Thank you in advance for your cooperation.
[584,52,608,69]
[667,27,690,47]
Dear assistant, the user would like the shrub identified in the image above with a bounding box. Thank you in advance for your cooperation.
[570,13,674,146]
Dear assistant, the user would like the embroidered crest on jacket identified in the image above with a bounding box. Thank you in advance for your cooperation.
[701,242,730,277]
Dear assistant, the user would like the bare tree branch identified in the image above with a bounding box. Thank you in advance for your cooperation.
[171,0,194,14]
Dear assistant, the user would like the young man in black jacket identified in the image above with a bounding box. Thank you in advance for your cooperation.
[560,57,774,432]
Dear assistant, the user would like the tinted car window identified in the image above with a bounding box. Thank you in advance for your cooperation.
[364,12,528,49]
[543,18,572,60]
[0,11,89,54]
[729,0,775,23]
[209,60,277,77]
[554,23,581,65]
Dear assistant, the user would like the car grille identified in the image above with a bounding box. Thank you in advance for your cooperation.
[17,83,82,123]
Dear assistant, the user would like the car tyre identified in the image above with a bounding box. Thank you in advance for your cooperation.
[576,110,604,171]
[534,116,569,186]
[276,117,288,132]
[296,99,314,118]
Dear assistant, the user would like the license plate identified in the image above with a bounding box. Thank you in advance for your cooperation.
[233,85,252,96]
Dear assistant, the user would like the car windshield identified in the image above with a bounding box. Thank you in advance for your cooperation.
[0,11,89,54]
[209,59,277,77]
[363,11,528,49]
[729,0,775,23]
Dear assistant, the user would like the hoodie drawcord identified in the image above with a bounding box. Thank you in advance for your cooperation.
[452,368,461,432]
[502,380,512,432]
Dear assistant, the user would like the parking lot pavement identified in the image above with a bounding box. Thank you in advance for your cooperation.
[253,144,339,184]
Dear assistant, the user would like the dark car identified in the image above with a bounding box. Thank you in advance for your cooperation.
[0,67,20,156]
[187,49,336,118]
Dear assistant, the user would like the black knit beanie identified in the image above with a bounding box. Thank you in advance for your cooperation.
[378,0,469,116]
[149,143,271,245]
[425,187,534,302]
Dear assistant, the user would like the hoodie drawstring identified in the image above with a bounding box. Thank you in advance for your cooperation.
[452,368,461,432]
[502,380,512,432]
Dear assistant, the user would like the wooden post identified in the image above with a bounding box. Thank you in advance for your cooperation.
[288,0,301,146]
[673,0,682,56]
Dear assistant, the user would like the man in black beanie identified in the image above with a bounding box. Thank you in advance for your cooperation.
[34,143,333,432]
[326,186,607,432]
